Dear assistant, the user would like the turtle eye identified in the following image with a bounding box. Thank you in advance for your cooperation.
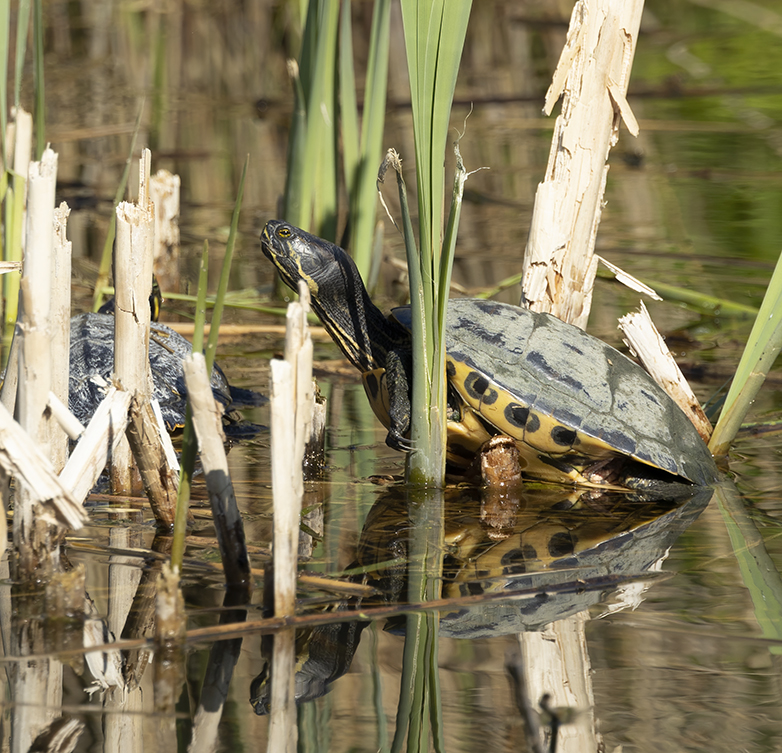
[277,226,292,239]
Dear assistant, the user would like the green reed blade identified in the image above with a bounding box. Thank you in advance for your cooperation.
[338,0,359,202]
[0,0,9,167]
[205,154,247,373]
[290,0,339,239]
[171,242,209,572]
[282,46,308,228]
[13,0,29,112]
[710,248,782,456]
[715,483,782,654]
[348,0,391,285]
[396,0,472,486]
[400,0,471,283]
[92,101,144,312]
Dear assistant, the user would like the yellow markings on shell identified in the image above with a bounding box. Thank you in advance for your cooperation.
[446,356,628,487]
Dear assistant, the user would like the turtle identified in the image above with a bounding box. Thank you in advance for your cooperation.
[260,220,718,489]
[70,282,265,432]
[69,313,237,431]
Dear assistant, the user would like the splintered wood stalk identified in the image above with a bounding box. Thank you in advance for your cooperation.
[58,388,131,504]
[15,147,60,577]
[183,352,251,592]
[522,0,644,327]
[619,303,713,441]
[0,400,86,531]
[112,149,154,492]
[50,202,72,472]
[125,394,180,528]
[267,281,314,753]
[149,169,181,293]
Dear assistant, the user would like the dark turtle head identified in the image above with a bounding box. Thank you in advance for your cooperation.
[261,220,353,305]
[261,220,409,374]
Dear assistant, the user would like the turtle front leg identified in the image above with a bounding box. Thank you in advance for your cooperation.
[384,349,413,451]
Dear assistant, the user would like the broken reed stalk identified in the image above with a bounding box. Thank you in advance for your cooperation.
[3,107,32,357]
[619,302,713,442]
[522,0,644,327]
[267,281,314,753]
[15,147,61,577]
[58,388,131,505]
[0,399,86,530]
[125,394,179,528]
[149,169,181,294]
[183,352,251,593]
[170,245,209,572]
[111,149,154,492]
[50,202,71,472]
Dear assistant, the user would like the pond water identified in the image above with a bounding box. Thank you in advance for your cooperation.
[4,0,782,751]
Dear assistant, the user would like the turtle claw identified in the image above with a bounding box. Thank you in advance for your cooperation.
[386,432,415,453]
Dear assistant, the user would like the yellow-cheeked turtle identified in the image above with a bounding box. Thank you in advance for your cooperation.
[261,220,718,489]
[70,285,264,431]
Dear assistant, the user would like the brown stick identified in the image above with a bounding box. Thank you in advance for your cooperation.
[125,393,179,528]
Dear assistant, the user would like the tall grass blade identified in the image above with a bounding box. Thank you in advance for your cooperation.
[0,0,9,167]
[13,0,30,110]
[338,0,359,208]
[92,102,144,312]
[709,249,782,456]
[400,0,471,281]
[282,59,307,228]
[171,241,209,571]
[391,489,445,753]
[396,0,472,484]
[286,0,339,239]
[346,0,391,284]
[172,154,244,569]
[715,483,782,654]
[205,154,248,372]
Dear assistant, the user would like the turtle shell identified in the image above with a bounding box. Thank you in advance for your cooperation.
[69,312,232,431]
[392,299,717,487]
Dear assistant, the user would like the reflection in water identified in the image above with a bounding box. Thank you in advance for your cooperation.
[250,482,712,721]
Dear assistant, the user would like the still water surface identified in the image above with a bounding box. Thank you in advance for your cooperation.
[7,1,782,751]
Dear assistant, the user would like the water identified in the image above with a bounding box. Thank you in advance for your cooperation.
[5,0,782,751]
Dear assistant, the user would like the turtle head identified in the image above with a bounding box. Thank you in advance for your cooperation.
[261,220,393,371]
[261,220,354,304]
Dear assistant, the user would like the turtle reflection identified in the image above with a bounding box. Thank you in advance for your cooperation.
[250,483,711,713]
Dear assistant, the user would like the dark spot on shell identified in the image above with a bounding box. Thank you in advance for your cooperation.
[467,581,484,595]
[500,543,537,574]
[482,387,498,406]
[504,403,529,428]
[526,350,584,393]
[640,389,662,407]
[464,371,490,400]
[446,361,456,377]
[551,426,578,447]
[526,412,540,433]
[548,532,575,558]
